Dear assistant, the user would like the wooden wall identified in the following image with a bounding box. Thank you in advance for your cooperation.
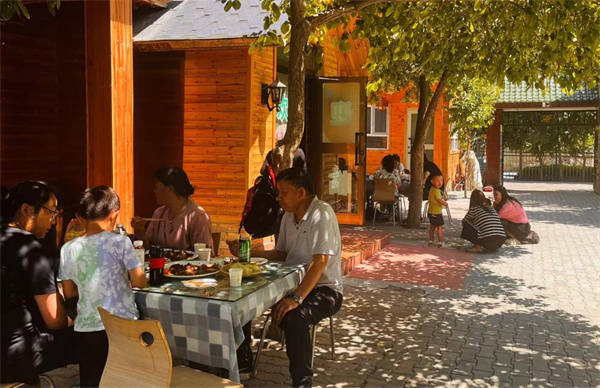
[0,3,86,210]
[180,47,276,254]
[365,92,451,181]
[133,51,185,217]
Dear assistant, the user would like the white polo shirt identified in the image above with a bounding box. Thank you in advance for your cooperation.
[276,196,343,294]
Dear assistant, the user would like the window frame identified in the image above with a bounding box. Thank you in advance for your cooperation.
[366,105,390,150]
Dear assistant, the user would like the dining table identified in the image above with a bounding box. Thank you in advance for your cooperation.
[133,261,305,382]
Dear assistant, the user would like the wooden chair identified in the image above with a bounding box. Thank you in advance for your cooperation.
[97,308,241,388]
[372,178,401,226]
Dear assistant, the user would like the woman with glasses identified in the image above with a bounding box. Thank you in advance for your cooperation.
[1,181,76,385]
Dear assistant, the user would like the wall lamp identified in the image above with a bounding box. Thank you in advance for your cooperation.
[261,79,287,111]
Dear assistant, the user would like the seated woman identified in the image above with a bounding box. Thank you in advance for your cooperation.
[375,154,402,196]
[132,166,213,254]
[1,182,76,385]
[461,189,507,253]
[60,186,147,387]
[493,185,539,244]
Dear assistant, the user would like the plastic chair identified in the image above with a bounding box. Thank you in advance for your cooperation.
[422,200,452,225]
[253,314,335,376]
[372,178,401,226]
[97,307,240,388]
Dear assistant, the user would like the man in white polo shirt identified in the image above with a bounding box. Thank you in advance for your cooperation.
[229,167,343,387]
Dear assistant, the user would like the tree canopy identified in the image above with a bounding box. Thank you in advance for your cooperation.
[354,0,600,225]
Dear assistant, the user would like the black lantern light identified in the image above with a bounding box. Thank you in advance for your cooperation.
[261,79,287,111]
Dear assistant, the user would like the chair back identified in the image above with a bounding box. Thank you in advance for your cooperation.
[373,178,396,204]
[98,307,172,388]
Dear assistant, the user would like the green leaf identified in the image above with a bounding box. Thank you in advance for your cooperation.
[224,1,233,12]
[16,0,30,19]
[232,0,241,10]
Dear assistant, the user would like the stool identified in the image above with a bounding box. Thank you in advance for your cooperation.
[253,314,336,376]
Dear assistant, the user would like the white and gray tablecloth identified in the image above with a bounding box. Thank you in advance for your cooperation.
[133,266,304,382]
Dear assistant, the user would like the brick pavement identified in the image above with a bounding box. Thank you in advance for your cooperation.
[43,182,600,387]
[243,182,600,387]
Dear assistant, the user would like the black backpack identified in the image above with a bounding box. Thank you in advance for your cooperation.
[240,169,281,238]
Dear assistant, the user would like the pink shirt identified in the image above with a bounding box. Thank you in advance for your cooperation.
[145,200,213,254]
[497,200,529,224]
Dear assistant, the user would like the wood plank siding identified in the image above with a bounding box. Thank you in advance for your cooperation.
[175,46,276,253]
[85,0,135,230]
[133,51,185,217]
[0,3,87,211]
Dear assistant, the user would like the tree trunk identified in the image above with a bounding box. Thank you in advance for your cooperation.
[277,0,311,169]
[406,71,448,228]
[464,140,470,198]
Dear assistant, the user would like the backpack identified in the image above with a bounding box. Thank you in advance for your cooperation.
[240,165,281,238]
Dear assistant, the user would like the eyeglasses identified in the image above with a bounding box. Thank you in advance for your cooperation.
[41,205,62,220]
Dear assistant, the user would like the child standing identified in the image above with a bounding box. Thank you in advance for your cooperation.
[59,186,147,387]
[427,174,448,247]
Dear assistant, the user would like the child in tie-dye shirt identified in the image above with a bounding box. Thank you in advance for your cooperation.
[60,186,147,387]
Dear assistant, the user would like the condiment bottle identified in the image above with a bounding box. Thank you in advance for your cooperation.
[148,245,165,286]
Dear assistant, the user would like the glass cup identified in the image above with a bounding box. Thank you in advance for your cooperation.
[229,268,243,287]
[196,248,211,262]
[194,243,206,256]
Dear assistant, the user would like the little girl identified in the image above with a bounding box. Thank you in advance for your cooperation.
[60,186,147,387]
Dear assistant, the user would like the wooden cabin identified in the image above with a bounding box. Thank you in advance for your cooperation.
[132,1,279,253]
[320,32,460,186]
[1,1,135,244]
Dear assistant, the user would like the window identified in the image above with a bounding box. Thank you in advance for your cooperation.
[366,105,389,150]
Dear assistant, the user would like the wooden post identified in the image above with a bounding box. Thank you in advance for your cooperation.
[85,0,134,230]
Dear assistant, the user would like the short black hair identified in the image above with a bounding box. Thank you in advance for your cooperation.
[154,166,194,198]
[381,155,395,173]
[392,154,401,163]
[77,185,120,220]
[1,181,56,225]
[430,173,443,180]
[276,167,315,195]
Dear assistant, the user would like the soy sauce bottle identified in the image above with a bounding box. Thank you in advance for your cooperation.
[148,245,165,286]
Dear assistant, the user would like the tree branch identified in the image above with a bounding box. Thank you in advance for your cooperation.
[423,69,449,126]
[308,0,425,28]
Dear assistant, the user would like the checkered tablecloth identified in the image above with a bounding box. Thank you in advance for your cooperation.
[133,266,304,382]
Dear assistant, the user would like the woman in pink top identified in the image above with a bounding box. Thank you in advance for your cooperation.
[132,166,213,254]
[493,185,538,244]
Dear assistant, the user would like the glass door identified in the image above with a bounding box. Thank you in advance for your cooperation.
[307,77,367,225]
[406,109,434,169]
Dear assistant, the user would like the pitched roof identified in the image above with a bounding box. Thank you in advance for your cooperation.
[133,0,286,42]
[498,79,599,104]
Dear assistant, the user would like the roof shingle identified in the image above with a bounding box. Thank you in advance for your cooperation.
[498,79,599,104]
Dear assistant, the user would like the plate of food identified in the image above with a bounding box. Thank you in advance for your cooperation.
[146,249,197,261]
[220,263,265,278]
[164,260,219,278]
[250,257,268,265]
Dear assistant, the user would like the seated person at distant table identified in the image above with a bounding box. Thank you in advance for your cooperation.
[132,166,213,254]
[228,167,343,388]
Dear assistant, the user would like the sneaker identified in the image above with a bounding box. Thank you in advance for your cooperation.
[437,242,446,248]
[428,241,435,247]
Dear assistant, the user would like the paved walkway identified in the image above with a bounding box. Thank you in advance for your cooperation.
[45,182,600,387]
[246,182,600,387]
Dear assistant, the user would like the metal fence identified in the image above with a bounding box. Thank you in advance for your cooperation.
[503,151,595,182]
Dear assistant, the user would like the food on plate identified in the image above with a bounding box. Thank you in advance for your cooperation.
[228,263,261,277]
[163,249,194,261]
[165,262,218,276]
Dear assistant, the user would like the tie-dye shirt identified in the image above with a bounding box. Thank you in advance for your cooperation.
[60,232,141,332]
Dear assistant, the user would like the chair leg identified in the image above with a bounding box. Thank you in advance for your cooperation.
[329,316,335,360]
[392,204,396,227]
[446,205,452,224]
[310,323,318,369]
[372,201,377,225]
[252,314,272,377]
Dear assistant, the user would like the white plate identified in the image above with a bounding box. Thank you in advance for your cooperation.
[250,257,268,265]
[163,260,219,279]
[181,278,218,289]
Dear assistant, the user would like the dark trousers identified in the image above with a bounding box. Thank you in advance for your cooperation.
[76,330,108,387]
[461,222,505,252]
[1,326,77,385]
[280,287,343,388]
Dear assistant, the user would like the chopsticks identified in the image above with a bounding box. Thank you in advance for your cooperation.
[139,217,172,222]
